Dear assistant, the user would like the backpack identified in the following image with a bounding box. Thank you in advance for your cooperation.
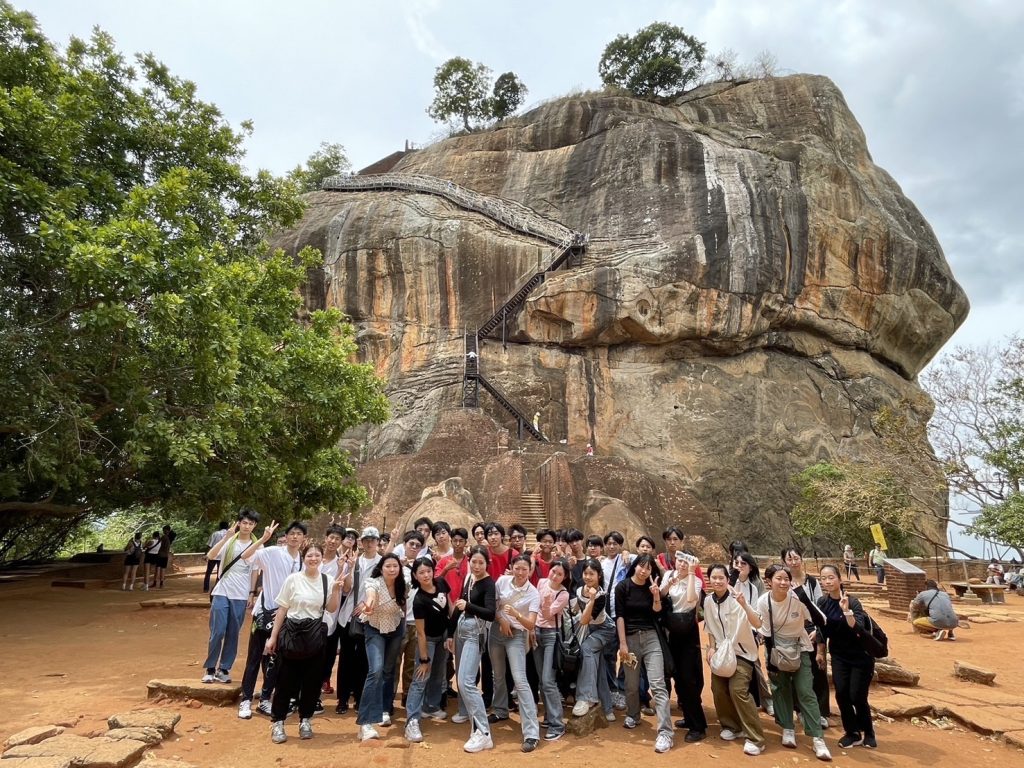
[856,611,889,658]
[555,603,582,677]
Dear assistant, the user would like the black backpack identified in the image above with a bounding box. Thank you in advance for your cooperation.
[555,602,582,677]
[856,611,889,658]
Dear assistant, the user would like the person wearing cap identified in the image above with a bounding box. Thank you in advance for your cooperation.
[842,546,861,582]
[334,526,382,715]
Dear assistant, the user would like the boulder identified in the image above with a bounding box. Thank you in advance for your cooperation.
[103,728,163,745]
[107,710,181,736]
[4,726,65,748]
[0,757,73,767]
[871,694,932,718]
[874,660,920,687]
[146,679,239,705]
[565,703,609,737]
[2,734,146,768]
[953,660,996,685]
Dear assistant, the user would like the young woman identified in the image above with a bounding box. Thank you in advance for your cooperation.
[533,558,570,741]
[447,545,497,753]
[782,547,830,726]
[142,531,161,591]
[490,555,541,752]
[816,564,877,749]
[355,553,407,742]
[572,558,617,722]
[614,553,673,754]
[265,544,344,743]
[702,563,766,756]
[733,552,772,716]
[659,551,707,741]
[122,532,143,591]
[404,557,450,743]
[753,565,831,761]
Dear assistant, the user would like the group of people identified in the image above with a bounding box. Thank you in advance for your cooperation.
[199,512,888,758]
[122,524,175,591]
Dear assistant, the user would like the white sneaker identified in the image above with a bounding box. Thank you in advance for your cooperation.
[464,731,494,753]
[654,733,673,753]
[720,728,737,741]
[743,740,766,756]
[238,700,252,720]
[813,737,832,761]
[201,673,216,683]
[572,699,596,717]
[605,711,616,722]
[271,721,287,744]
[405,720,423,743]
[256,700,272,717]
[214,670,231,683]
[782,728,796,748]
[359,724,380,741]
[819,716,829,728]
[423,709,448,721]
[451,712,470,724]
[765,699,775,717]
[612,692,627,710]
[380,712,392,727]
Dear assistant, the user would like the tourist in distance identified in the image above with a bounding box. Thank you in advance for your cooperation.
[842,545,861,582]
[533,558,571,741]
[121,531,143,591]
[141,530,161,591]
[404,557,451,742]
[907,579,959,640]
[659,550,707,741]
[870,544,886,583]
[985,558,1004,584]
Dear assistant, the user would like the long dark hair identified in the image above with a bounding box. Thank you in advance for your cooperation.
[735,552,760,581]
[580,557,605,588]
[371,553,408,606]
[625,553,661,582]
[412,556,438,590]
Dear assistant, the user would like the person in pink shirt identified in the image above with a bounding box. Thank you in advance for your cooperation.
[532,559,571,741]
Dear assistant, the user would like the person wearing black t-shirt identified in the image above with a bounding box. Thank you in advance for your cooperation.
[404,557,451,743]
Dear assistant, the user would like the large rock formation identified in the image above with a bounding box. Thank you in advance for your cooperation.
[275,74,967,549]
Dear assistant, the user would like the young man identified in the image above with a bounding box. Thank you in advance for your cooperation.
[239,520,305,720]
[335,527,383,714]
[203,509,273,687]
[508,524,528,559]
[392,517,433,559]
[431,521,454,560]
[435,527,469,594]
[203,521,230,593]
[601,531,630,711]
[530,529,556,586]
[564,528,586,587]
[907,580,959,640]
[870,544,887,584]
[321,525,350,697]
[485,523,514,580]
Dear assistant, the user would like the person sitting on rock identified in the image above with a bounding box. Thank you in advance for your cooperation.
[906,580,959,641]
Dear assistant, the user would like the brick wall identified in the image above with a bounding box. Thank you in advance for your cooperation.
[885,563,927,611]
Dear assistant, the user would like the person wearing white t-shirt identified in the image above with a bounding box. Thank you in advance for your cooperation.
[395,532,433,712]
[334,527,382,714]
[203,521,230,593]
[202,509,273,692]
[239,520,305,719]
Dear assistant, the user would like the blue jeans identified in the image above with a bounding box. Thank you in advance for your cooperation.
[204,595,247,672]
[405,634,448,722]
[357,620,405,726]
[455,616,490,735]
[489,626,539,740]
[532,627,563,732]
[576,619,615,711]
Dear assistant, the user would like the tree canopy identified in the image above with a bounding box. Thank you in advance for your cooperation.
[0,4,388,560]
[598,22,707,99]
[288,142,351,192]
[426,57,527,130]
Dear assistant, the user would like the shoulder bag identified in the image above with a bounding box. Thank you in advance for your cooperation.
[279,574,329,659]
[767,594,803,672]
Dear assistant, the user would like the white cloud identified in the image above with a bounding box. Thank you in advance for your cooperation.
[402,0,451,62]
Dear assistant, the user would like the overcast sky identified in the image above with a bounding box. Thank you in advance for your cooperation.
[18,1,1024,553]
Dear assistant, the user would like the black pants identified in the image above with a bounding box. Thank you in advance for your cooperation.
[203,559,219,593]
[241,623,280,702]
[668,627,707,732]
[322,625,342,686]
[831,656,874,737]
[336,623,367,707]
[811,640,832,716]
[272,653,322,720]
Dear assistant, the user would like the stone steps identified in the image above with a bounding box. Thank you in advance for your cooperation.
[520,494,547,546]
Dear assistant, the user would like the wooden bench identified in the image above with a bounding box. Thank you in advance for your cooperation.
[950,582,1008,604]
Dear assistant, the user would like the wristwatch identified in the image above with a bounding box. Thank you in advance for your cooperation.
[418,657,430,664]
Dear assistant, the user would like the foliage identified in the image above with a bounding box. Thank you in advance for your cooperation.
[966,494,1024,552]
[288,142,350,192]
[426,57,528,130]
[0,4,389,561]
[598,22,707,99]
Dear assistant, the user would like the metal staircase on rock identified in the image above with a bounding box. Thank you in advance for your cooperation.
[323,172,587,443]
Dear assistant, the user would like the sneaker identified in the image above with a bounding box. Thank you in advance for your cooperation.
[451,712,470,724]
[214,670,231,683]
[819,716,829,729]
[862,734,877,749]
[360,724,380,741]
[238,700,252,720]
[684,730,706,743]
[743,740,765,756]
[322,680,335,695]
[257,700,273,717]
[464,731,494,753]
[623,716,639,729]
[782,728,796,748]
[544,729,564,741]
[405,720,423,743]
[720,728,737,741]
[654,733,673,753]
[423,708,448,721]
[313,699,324,715]
[299,718,313,739]
[605,711,616,722]
[572,700,596,717]
[335,702,348,714]
[948,631,956,641]
[380,712,392,727]
[271,721,287,744]
[765,699,775,717]
[813,736,832,761]
[201,672,216,684]
[487,713,509,723]
[521,738,539,753]
[641,706,655,716]
[837,732,862,748]
[612,692,627,710]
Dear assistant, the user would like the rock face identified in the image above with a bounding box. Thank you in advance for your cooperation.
[278,75,967,548]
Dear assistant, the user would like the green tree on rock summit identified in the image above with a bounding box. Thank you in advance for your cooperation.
[599,22,707,100]
[427,56,527,131]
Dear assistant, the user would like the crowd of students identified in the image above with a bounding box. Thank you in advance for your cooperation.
[200,511,886,757]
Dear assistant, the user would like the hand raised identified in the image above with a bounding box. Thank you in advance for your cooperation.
[262,521,279,541]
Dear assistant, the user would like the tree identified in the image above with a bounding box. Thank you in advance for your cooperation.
[489,72,527,120]
[0,5,389,561]
[598,22,707,99]
[288,142,350,192]
[427,56,491,131]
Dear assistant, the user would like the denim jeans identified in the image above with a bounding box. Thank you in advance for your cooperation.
[455,616,489,735]
[405,634,448,722]
[204,595,247,672]
[576,619,615,711]
[489,626,539,739]
[357,620,405,726]
[623,629,673,739]
[533,627,563,732]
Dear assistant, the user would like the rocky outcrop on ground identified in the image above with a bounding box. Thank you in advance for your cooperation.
[278,74,967,548]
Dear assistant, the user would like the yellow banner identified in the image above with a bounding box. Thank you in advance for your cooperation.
[870,523,887,550]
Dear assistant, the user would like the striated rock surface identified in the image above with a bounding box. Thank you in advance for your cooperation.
[279,74,967,548]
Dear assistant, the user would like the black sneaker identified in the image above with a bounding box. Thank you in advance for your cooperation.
[838,732,863,748]
[487,713,509,723]
[674,718,688,729]
[521,738,539,753]
[544,730,564,741]
[862,734,877,749]
[313,699,325,715]
[335,702,348,714]
[684,730,706,743]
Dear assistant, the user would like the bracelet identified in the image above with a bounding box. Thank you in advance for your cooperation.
[418,657,430,664]
[843,610,854,616]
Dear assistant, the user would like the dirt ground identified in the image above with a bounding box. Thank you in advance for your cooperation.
[1,572,1023,768]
